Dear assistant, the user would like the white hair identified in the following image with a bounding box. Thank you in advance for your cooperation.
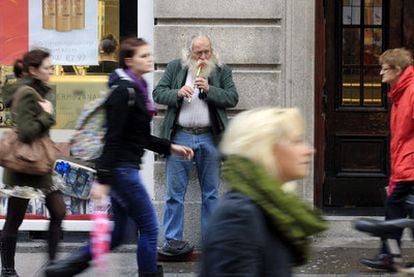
[220,107,304,183]
[181,34,222,68]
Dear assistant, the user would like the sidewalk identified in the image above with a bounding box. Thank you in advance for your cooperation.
[11,241,407,277]
[12,252,399,277]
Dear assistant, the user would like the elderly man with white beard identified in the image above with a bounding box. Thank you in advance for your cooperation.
[153,35,238,256]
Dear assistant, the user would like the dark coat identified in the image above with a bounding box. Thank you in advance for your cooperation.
[2,77,55,189]
[200,191,294,277]
[96,70,171,184]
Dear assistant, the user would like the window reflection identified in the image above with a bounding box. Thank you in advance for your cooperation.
[0,0,120,129]
[364,28,382,65]
[342,67,361,106]
[58,0,119,76]
[343,29,360,65]
[341,0,384,108]
[343,0,361,25]
[364,0,382,26]
[363,67,382,106]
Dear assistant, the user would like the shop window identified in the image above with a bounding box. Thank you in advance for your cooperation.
[0,0,128,221]
[0,0,121,129]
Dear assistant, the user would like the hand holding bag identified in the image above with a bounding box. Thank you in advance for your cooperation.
[0,86,58,175]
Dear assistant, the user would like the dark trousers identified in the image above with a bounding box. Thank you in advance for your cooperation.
[381,181,414,253]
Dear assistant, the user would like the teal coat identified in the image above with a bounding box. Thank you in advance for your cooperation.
[1,77,56,194]
[153,59,238,141]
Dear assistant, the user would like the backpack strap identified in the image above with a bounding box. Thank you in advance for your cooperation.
[126,87,136,107]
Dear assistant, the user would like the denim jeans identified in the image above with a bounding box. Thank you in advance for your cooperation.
[81,165,159,273]
[163,130,220,241]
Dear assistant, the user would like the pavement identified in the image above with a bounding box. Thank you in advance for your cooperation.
[8,239,414,277]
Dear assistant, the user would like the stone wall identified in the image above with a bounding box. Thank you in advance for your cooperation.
[152,0,315,247]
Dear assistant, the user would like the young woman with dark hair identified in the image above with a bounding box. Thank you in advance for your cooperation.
[46,38,193,277]
[0,49,65,277]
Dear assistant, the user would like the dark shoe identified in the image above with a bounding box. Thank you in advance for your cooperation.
[158,240,193,256]
[139,264,163,277]
[0,268,19,277]
[45,251,91,277]
[360,253,396,271]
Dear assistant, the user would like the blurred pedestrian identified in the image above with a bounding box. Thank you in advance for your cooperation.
[199,107,327,277]
[45,38,193,277]
[360,48,414,271]
[0,49,65,277]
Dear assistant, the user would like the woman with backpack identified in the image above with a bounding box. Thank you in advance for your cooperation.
[46,38,193,277]
[0,49,66,277]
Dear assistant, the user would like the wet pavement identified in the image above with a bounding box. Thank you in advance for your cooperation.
[10,239,414,276]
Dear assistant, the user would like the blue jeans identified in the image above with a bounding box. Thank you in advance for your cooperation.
[81,165,158,273]
[163,130,220,241]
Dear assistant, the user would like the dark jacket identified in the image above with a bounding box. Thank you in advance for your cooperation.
[96,70,171,183]
[2,77,55,188]
[152,59,238,141]
[200,191,294,277]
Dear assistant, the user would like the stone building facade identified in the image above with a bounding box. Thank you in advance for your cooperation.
[150,0,317,247]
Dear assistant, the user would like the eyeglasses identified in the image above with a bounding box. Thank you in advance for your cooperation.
[380,67,394,74]
[192,50,211,57]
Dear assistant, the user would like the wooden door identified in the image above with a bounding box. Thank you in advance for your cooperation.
[319,0,414,209]
[323,0,390,208]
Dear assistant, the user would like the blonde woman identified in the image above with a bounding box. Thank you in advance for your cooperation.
[199,107,327,277]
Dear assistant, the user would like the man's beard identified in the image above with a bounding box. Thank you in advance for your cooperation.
[188,58,216,79]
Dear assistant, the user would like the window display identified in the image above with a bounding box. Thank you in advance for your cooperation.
[0,0,120,224]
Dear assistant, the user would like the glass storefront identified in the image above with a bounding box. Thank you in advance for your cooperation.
[0,0,120,130]
[0,0,145,225]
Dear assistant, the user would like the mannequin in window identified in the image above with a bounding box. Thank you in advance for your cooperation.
[88,34,119,74]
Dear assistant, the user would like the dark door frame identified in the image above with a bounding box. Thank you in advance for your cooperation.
[120,1,137,38]
[314,0,325,208]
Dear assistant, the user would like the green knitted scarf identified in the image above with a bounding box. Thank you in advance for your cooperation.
[222,155,328,265]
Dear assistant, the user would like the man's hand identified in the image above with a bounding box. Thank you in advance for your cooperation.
[91,182,110,203]
[178,86,194,99]
[171,144,194,160]
[194,77,209,93]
